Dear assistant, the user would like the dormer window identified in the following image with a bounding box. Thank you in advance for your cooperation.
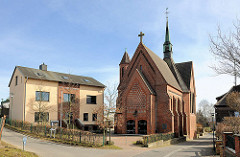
[83,79,91,83]
[62,76,69,80]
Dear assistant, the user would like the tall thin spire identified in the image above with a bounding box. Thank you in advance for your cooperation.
[163,8,173,59]
[165,8,170,42]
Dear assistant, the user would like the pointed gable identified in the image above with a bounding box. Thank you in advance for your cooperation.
[127,69,155,95]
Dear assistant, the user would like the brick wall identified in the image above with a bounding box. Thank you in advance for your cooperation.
[58,83,80,124]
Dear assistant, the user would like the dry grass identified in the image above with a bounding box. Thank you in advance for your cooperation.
[0,141,38,157]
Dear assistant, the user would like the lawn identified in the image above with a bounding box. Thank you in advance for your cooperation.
[0,141,38,157]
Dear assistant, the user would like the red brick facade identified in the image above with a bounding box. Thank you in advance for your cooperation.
[58,83,80,124]
[115,41,196,139]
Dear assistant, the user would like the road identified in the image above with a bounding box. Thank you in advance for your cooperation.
[134,133,218,157]
[2,128,217,157]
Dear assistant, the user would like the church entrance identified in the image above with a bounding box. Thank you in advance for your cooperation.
[126,120,135,134]
[138,120,147,134]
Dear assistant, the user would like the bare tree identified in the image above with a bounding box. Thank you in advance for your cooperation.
[30,79,55,125]
[210,19,240,85]
[226,91,240,113]
[198,99,214,123]
[61,74,80,129]
[92,82,118,144]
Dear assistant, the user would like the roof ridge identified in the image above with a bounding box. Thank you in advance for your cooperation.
[176,61,193,64]
[11,66,105,88]
[17,66,94,79]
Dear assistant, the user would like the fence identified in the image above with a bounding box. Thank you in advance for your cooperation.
[142,132,175,146]
[5,119,103,147]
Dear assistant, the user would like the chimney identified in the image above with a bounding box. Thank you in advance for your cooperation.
[39,63,47,71]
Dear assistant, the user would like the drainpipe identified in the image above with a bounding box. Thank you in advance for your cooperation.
[24,77,28,122]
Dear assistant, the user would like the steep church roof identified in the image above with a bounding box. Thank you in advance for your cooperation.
[142,44,182,91]
[176,61,193,90]
[120,51,131,64]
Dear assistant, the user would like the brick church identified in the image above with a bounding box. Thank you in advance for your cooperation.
[115,18,196,139]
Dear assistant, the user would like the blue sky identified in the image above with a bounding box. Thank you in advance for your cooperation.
[1,0,240,106]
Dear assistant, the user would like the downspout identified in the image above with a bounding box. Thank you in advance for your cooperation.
[24,76,28,122]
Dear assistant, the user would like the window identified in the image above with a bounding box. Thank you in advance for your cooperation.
[62,76,69,80]
[34,112,49,122]
[87,96,96,104]
[140,65,142,71]
[15,76,18,86]
[63,94,75,103]
[84,113,88,121]
[36,91,50,101]
[83,79,91,83]
[92,113,97,121]
[122,67,124,77]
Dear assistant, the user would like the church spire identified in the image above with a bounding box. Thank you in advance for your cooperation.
[120,49,130,64]
[163,8,173,59]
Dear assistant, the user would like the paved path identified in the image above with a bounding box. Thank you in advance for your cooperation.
[134,133,218,157]
[111,134,144,149]
[2,128,218,157]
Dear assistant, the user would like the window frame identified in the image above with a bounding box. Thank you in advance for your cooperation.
[83,113,89,121]
[92,113,97,121]
[63,93,76,103]
[86,95,97,104]
[35,91,50,102]
[34,112,49,122]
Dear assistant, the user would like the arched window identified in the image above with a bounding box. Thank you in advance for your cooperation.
[122,67,124,77]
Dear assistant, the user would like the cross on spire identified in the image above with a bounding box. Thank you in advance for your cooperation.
[138,31,145,43]
[165,8,169,20]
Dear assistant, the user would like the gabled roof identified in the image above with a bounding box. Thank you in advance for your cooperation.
[120,51,131,64]
[164,58,189,92]
[136,69,155,95]
[8,66,105,88]
[141,43,182,91]
[176,61,193,90]
[215,85,240,107]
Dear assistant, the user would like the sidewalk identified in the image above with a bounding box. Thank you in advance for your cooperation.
[111,134,144,149]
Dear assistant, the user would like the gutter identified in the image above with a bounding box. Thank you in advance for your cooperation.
[24,76,28,122]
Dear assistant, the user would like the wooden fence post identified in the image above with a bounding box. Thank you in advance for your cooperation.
[0,115,6,141]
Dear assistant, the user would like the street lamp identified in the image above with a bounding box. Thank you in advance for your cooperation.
[211,113,215,152]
